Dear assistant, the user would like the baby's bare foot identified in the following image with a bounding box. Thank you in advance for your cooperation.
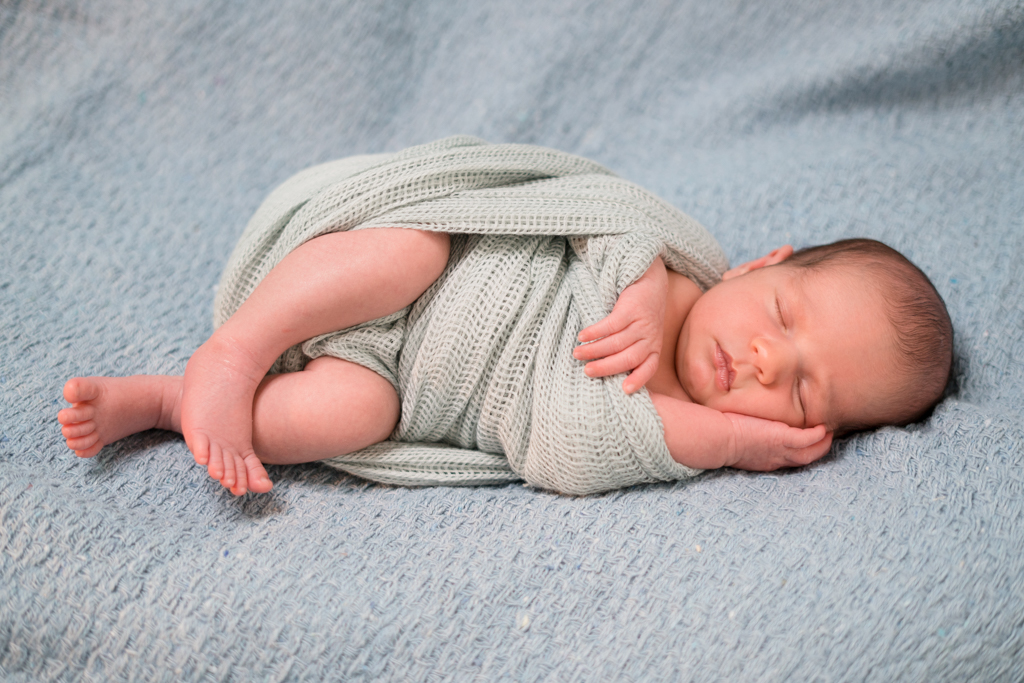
[58,375,183,459]
[180,334,274,496]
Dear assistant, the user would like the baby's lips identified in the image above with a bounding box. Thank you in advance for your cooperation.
[714,343,734,391]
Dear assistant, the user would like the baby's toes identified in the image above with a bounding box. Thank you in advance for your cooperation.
[188,432,211,466]
[205,442,225,480]
[228,453,248,496]
[242,454,273,494]
[217,447,238,488]
[63,377,100,404]
[57,405,95,426]
[61,420,96,439]
[66,432,100,452]
[73,442,104,459]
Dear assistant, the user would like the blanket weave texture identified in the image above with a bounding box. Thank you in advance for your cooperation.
[214,136,727,493]
[3,0,1022,680]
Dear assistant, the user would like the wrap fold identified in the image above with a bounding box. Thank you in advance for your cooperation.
[215,136,729,494]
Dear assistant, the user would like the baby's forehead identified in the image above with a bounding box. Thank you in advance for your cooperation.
[795,268,895,334]
[790,264,889,309]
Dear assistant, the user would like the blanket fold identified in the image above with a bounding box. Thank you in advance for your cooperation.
[214,136,729,494]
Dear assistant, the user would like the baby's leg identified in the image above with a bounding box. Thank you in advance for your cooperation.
[211,355,400,494]
[251,356,398,464]
[58,356,399,496]
[59,375,183,460]
[181,227,448,486]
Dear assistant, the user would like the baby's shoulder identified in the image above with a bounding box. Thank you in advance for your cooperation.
[665,270,703,312]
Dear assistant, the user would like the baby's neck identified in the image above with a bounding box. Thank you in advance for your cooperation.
[645,271,703,400]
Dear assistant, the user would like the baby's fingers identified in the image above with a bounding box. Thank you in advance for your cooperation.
[582,343,651,379]
[787,431,834,467]
[574,327,637,361]
[782,424,829,449]
[577,305,634,344]
[622,353,659,394]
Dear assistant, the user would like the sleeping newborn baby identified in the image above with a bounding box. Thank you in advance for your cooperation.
[56,138,953,496]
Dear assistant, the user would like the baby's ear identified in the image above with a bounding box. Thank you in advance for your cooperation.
[722,245,794,281]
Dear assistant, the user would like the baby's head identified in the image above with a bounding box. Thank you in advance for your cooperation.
[781,239,953,431]
[677,238,953,434]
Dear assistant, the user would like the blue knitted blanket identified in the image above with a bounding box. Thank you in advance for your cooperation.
[2,1,1021,681]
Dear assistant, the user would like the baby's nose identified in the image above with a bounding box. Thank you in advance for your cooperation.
[752,337,795,385]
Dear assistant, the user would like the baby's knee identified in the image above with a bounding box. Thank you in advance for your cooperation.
[397,230,450,289]
[410,230,450,273]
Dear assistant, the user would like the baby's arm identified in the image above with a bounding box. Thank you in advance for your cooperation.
[649,392,833,471]
[574,256,668,394]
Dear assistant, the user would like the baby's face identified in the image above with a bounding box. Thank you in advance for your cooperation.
[676,263,898,430]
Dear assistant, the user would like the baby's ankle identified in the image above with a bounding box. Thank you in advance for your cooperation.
[155,377,184,432]
[201,328,279,378]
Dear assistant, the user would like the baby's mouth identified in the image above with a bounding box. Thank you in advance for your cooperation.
[714,343,735,392]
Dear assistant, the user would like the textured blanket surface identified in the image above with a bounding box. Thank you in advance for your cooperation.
[2,0,1023,681]
[215,136,725,493]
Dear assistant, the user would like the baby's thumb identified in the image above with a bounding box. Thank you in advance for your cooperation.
[785,424,828,449]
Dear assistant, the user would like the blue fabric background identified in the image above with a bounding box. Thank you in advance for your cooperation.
[2,1,1022,680]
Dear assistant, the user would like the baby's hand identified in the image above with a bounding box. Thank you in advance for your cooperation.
[573,257,668,394]
[723,412,833,471]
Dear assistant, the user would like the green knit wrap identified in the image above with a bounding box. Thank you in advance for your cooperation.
[214,136,728,494]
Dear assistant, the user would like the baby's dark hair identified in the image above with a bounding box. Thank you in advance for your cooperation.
[783,238,953,433]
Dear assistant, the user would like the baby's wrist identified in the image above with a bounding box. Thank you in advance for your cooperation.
[650,393,736,470]
[720,413,744,468]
